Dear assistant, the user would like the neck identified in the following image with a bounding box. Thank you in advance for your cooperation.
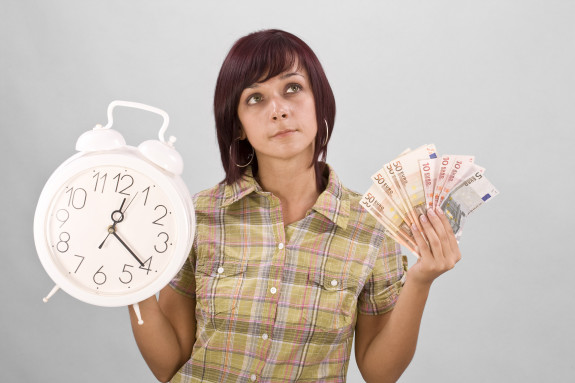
[256,157,322,225]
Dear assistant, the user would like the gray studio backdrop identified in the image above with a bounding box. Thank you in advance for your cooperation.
[1,1,573,382]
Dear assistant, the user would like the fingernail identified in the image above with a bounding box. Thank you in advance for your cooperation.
[420,214,428,223]
[411,224,418,232]
[436,207,444,215]
[427,208,435,216]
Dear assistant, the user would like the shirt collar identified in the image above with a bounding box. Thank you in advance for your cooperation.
[221,164,350,229]
[221,167,260,207]
[312,164,350,229]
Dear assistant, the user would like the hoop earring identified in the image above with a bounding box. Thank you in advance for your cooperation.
[230,138,254,168]
[323,119,330,147]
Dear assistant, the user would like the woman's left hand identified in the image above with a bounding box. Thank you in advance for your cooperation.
[409,207,462,286]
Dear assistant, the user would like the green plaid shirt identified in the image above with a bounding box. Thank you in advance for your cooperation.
[170,164,407,383]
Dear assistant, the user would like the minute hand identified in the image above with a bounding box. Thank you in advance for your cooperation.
[112,232,145,267]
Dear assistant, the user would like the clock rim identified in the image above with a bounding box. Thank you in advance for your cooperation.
[34,149,195,307]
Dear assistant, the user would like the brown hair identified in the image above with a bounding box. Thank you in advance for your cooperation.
[213,29,336,189]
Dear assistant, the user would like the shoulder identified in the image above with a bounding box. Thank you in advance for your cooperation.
[190,182,232,227]
[343,184,388,241]
[192,182,227,210]
[325,168,402,279]
[325,165,389,244]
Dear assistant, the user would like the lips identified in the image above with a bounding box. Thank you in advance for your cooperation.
[272,129,296,138]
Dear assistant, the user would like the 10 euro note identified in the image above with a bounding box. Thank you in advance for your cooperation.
[434,155,475,209]
[440,169,499,238]
[419,157,438,210]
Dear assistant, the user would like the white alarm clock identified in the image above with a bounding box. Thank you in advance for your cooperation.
[34,101,195,325]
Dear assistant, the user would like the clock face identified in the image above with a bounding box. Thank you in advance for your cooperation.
[45,165,178,296]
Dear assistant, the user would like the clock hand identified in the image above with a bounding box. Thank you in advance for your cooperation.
[111,231,145,267]
[98,198,127,249]
[98,227,115,249]
[122,192,138,214]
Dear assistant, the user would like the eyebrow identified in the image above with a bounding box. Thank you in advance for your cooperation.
[246,72,305,89]
[280,72,304,80]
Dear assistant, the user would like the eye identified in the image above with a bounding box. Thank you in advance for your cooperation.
[286,84,302,94]
[246,93,263,105]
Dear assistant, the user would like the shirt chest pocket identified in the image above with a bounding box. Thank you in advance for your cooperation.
[304,271,359,331]
[195,261,247,316]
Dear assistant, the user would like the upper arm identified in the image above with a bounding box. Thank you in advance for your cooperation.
[354,310,392,375]
[158,285,197,363]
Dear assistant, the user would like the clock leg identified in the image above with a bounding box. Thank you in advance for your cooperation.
[132,302,144,325]
[43,285,60,303]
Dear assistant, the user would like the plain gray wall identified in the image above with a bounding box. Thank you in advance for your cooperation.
[2,0,573,381]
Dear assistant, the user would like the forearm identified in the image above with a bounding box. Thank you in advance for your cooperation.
[361,276,431,382]
[358,207,462,382]
[129,296,188,382]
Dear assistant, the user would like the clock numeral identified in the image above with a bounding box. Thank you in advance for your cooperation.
[65,187,87,209]
[119,264,134,284]
[114,173,134,196]
[56,209,69,228]
[56,232,70,253]
[93,266,107,285]
[93,171,108,193]
[139,257,153,275]
[142,186,151,206]
[73,254,85,273]
[154,232,170,253]
[153,205,168,226]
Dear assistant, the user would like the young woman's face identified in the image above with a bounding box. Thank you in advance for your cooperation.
[237,65,317,166]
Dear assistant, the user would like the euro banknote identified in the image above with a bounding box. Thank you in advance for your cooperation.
[441,168,499,238]
[363,144,499,250]
[360,184,418,255]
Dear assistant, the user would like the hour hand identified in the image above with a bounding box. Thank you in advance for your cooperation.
[98,198,127,248]
[111,232,145,267]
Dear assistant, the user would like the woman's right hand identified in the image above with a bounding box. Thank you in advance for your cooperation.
[129,286,196,382]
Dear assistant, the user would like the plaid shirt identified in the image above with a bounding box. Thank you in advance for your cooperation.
[170,165,407,383]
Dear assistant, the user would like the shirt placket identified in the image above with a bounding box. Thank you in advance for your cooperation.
[250,193,287,382]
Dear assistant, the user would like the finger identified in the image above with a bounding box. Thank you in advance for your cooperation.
[419,213,443,259]
[410,223,432,260]
[426,209,452,258]
[435,207,462,264]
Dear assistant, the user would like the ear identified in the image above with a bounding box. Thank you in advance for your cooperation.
[239,128,247,140]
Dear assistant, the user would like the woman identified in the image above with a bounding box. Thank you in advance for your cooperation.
[130,29,461,383]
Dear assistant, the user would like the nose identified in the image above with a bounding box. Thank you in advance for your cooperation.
[270,98,288,121]
[272,112,287,120]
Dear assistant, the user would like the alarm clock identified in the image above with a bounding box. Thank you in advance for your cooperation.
[34,101,195,325]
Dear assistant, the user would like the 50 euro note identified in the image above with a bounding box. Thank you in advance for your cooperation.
[382,144,437,233]
[370,168,413,227]
[440,168,499,238]
[361,184,418,255]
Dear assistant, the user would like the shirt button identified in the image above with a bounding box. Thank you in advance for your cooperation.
[270,287,277,294]
[250,374,257,381]
[278,243,284,250]
[262,333,268,340]
[217,267,224,274]
[330,279,338,287]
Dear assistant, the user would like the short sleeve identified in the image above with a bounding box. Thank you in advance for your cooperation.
[169,245,197,299]
[357,235,408,315]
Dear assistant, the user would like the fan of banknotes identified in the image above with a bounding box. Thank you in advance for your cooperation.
[361,144,499,256]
